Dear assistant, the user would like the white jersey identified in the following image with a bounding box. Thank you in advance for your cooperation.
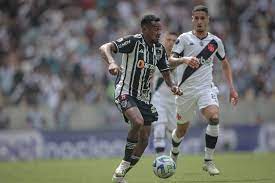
[152,69,176,104]
[172,31,225,91]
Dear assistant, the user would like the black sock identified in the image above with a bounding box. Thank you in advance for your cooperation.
[205,134,218,149]
[123,138,138,162]
[125,155,140,174]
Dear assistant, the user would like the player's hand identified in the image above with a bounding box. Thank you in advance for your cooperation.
[108,62,120,75]
[183,57,200,69]
[171,85,183,96]
[229,88,239,106]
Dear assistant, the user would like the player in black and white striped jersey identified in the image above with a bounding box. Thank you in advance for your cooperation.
[99,14,182,183]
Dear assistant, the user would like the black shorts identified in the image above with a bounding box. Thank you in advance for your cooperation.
[115,94,158,126]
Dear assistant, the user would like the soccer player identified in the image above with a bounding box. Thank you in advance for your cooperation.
[151,32,178,156]
[99,14,182,183]
[169,5,239,176]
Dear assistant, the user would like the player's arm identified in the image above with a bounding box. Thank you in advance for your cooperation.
[221,58,239,106]
[161,70,182,96]
[169,53,200,69]
[99,42,120,75]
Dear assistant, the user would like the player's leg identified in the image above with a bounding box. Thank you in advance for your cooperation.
[152,95,167,156]
[126,125,151,173]
[113,96,144,182]
[170,95,197,163]
[170,121,189,163]
[153,121,166,156]
[199,87,220,175]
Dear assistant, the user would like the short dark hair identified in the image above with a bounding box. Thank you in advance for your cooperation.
[192,5,208,15]
[167,32,178,36]
[140,14,160,27]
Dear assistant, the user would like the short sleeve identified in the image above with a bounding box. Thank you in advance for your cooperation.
[157,47,170,72]
[172,35,185,55]
[215,38,226,61]
[112,35,137,53]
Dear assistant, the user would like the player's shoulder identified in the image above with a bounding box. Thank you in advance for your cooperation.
[175,31,193,44]
[207,32,223,44]
[155,42,165,49]
[116,34,142,42]
[177,31,192,39]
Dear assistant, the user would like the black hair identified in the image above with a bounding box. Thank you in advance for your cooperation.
[140,14,160,27]
[192,5,208,15]
[167,32,178,36]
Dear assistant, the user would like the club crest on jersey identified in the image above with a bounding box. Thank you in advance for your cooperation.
[176,113,182,120]
[155,47,163,60]
[208,44,215,52]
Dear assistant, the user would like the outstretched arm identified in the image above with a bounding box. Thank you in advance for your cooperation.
[161,70,182,96]
[221,58,239,106]
[99,43,120,75]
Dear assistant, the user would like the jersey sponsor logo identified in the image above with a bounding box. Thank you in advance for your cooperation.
[116,38,124,42]
[137,60,145,68]
[198,57,212,65]
[118,40,131,48]
[137,60,154,69]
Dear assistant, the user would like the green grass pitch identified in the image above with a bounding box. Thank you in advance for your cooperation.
[0,153,274,183]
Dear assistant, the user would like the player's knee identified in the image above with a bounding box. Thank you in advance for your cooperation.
[132,117,144,129]
[209,115,219,125]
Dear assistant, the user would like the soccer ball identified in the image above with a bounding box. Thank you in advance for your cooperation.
[152,155,176,179]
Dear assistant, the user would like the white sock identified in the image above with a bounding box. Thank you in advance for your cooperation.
[171,129,184,154]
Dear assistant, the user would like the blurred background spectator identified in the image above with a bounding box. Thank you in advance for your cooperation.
[0,0,274,130]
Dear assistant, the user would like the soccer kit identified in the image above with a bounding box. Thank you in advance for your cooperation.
[152,69,176,148]
[172,31,225,123]
[112,34,170,125]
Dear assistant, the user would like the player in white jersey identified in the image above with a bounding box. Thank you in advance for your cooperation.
[169,5,239,176]
[152,32,178,155]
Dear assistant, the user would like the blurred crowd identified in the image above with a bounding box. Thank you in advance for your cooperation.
[0,0,274,130]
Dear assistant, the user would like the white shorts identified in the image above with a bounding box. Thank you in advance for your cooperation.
[151,95,176,132]
[176,85,219,124]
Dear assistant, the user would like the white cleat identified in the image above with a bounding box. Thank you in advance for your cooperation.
[112,174,127,183]
[112,160,130,183]
[169,150,179,164]
[202,161,220,176]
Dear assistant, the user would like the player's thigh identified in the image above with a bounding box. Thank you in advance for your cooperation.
[116,94,144,125]
[137,101,158,126]
[124,106,144,125]
[197,87,220,120]
[197,87,219,110]
[176,95,197,124]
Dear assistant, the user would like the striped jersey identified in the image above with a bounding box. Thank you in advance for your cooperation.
[113,34,169,104]
[172,31,225,90]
